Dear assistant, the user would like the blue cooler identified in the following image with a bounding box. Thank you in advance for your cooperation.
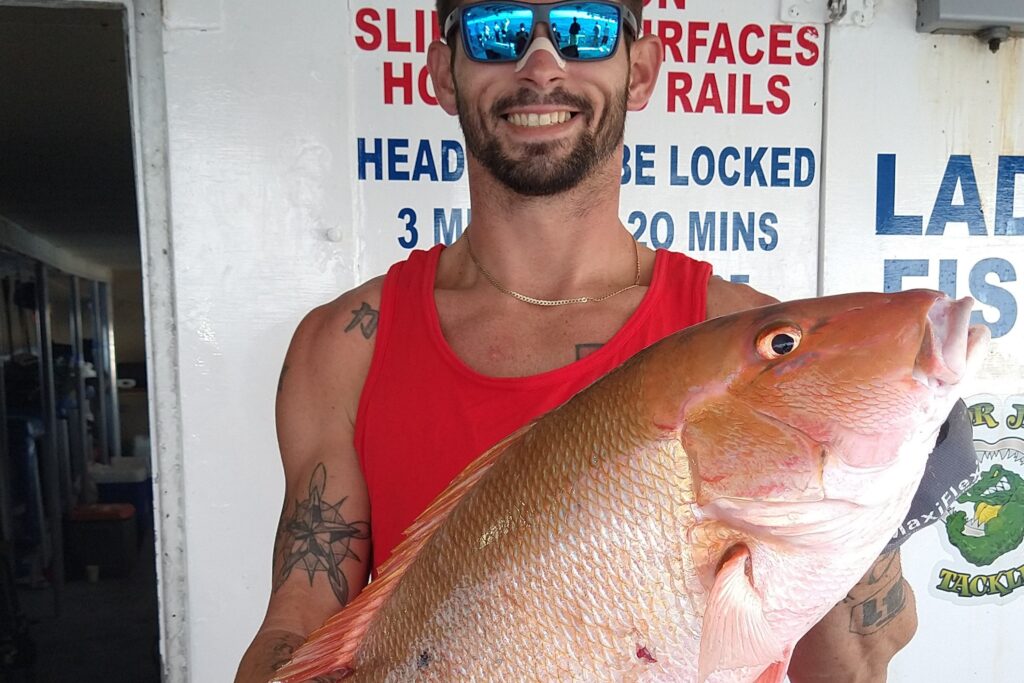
[89,457,153,541]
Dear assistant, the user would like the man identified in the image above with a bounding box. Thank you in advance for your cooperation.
[569,14,581,45]
[514,23,530,56]
[236,1,922,680]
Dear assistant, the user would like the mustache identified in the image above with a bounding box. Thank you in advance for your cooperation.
[491,88,593,118]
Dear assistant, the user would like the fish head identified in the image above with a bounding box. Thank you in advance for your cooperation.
[660,289,989,509]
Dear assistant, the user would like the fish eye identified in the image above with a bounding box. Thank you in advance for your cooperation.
[756,324,802,360]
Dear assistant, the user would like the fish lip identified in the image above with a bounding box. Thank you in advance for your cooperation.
[913,296,989,390]
[965,322,991,365]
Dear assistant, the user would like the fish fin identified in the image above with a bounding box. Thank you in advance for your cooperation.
[697,545,785,683]
[753,649,792,683]
[272,423,535,683]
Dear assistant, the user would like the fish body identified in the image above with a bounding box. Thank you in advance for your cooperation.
[276,290,989,683]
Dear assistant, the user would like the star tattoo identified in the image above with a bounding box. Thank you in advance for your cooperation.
[274,463,370,606]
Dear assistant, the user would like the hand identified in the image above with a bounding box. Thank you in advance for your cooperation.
[789,549,918,683]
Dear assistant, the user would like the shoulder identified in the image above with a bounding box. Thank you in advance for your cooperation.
[290,275,385,360]
[280,276,386,427]
[705,275,779,320]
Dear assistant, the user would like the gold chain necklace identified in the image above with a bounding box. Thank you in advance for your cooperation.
[465,233,641,307]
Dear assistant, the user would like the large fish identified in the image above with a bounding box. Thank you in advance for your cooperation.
[274,290,988,683]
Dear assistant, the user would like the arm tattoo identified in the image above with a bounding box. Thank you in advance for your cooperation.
[269,633,306,671]
[270,633,349,680]
[575,343,603,360]
[273,463,370,606]
[847,550,908,635]
[345,302,379,339]
[864,548,899,585]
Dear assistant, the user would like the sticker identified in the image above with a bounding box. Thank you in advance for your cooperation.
[930,395,1024,605]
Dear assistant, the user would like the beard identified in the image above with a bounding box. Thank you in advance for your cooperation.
[455,82,628,197]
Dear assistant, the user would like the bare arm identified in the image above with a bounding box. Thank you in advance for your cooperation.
[706,277,918,681]
[789,549,917,682]
[235,281,382,683]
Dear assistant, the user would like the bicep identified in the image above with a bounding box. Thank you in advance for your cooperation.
[262,302,377,635]
[267,451,371,633]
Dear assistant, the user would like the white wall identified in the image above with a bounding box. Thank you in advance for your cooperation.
[822,2,1023,680]
[155,0,1022,680]
[160,0,358,677]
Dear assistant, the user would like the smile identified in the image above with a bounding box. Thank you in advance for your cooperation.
[503,111,576,127]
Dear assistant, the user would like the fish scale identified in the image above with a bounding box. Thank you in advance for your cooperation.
[354,369,701,681]
[275,290,989,683]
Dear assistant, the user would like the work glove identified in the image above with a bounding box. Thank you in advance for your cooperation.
[885,398,976,551]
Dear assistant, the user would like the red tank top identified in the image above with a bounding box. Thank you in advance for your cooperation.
[354,244,711,572]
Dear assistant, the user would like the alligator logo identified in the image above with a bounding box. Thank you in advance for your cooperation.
[945,462,1024,566]
[932,398,1024,605]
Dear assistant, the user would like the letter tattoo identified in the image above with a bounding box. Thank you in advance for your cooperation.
[847,550,908,634]
[345,302,379,339]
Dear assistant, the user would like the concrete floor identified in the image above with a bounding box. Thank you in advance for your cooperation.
[16,532,160,682]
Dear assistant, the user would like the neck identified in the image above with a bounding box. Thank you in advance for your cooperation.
[456,154,638,300]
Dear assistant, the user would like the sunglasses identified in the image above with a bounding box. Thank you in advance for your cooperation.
[443,1,639,63]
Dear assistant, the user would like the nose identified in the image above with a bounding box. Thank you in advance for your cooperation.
[514,30,567,86]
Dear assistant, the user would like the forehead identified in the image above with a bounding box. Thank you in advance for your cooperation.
[453,1,627,22]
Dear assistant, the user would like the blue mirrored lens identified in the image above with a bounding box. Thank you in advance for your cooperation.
[463,4,534,61]
[460,2,622,62]
[549,3,620,60]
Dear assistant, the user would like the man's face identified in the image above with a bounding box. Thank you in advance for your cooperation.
[449,6,631,197]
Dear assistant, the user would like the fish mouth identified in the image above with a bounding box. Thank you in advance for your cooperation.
[913,296,990,389]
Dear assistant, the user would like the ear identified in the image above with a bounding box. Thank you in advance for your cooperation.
[427,40,459,115]
[626,34,663,111]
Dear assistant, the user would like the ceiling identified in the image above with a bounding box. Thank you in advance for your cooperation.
[0,5,140,271]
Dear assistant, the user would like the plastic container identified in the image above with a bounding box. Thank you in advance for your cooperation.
[65,503,137,579]
[89,458,153,538]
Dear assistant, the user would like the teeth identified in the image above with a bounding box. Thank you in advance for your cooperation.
[981,477,1010,496]
[507,111,571,127]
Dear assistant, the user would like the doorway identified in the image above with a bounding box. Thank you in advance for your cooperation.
[0,5,160,680]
